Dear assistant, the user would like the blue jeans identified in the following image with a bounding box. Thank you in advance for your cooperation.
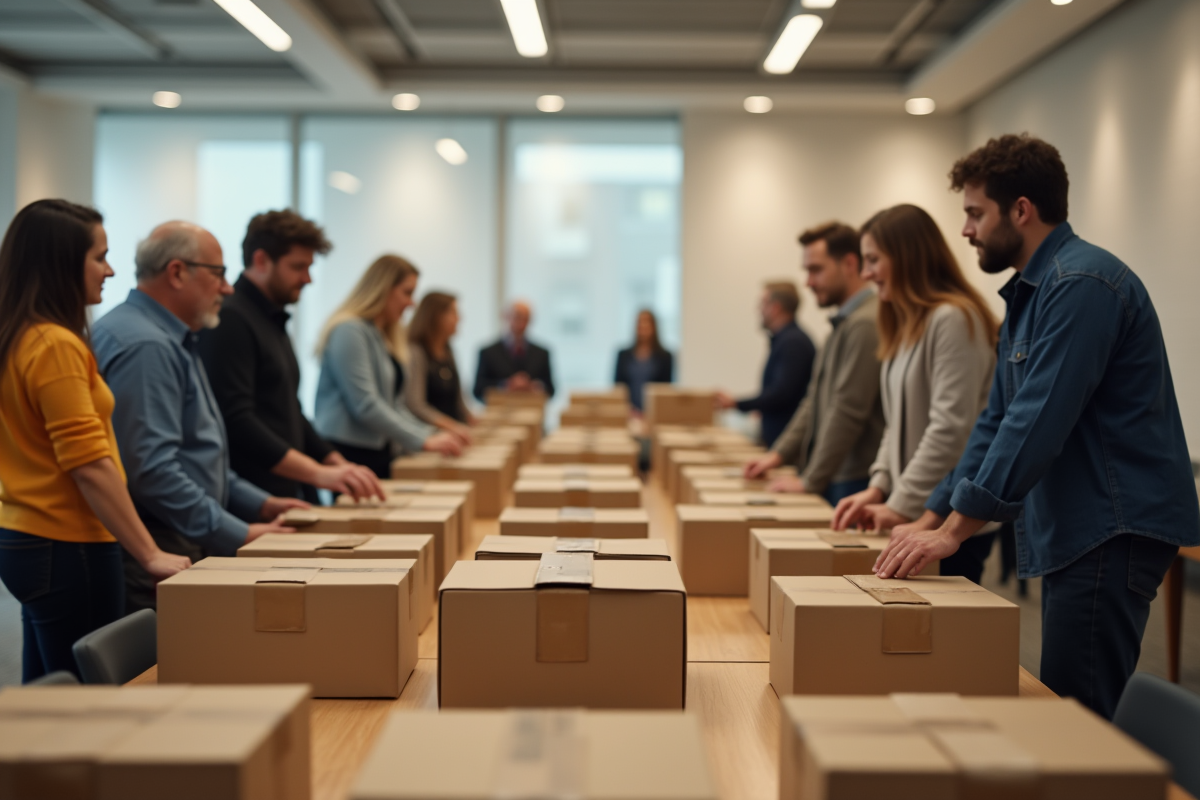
[822,478,870,507]
[0,529,125,682]
[1040,533,1178,719]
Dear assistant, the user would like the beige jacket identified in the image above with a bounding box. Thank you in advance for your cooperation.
[869,303,996,520]
[772,291,885,492]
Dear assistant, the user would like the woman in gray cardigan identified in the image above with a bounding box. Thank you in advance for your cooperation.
[832,205,1000,581]
[314,255,464,478]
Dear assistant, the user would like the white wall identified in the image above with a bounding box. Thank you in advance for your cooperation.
[680,110,1006,395]
[967,0,1200,452]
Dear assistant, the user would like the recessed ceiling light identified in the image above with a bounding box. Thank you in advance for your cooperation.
[212,0,292,52]
[743,96,773,114]
[152,91,181,109]
[536,94,565,113]
[763,14,823,75]
[392,93,420,111]
[499,0,548,57]
[905,97,936,115]
[801,0,837,8]
[1050,0,1072,5]
[435,138,468,165]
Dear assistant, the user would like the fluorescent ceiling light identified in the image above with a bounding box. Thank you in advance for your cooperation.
[152,91,181,109]
[392,93,420,111]
[763,14,823,75]
[213,0,292,52]
[743,96,773,113]
[536,94,565,113]
[905,97,936,115]
[499,0,548,57]
[436,138,468,165]
[801,0,837,8]
[328,171,362,195]
[1050,0,1073,5]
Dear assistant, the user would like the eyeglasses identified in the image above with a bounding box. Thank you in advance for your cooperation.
[170,260,228,282]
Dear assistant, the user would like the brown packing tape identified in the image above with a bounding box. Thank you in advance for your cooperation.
[816,532,872,548]
[536,590,590,663]
[254,570,318,633]
[844,575,933,654]
[314,534,373,554]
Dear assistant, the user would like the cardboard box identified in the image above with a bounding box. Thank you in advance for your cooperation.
[0,684,311,800]
[666,450,765,504]
[544,428,636,444]
[280,506,458,581]
[438,555,687,708]
[679,465,798,504]
[559,404,631,429]
[475,535,671,561]
[158,557,419,698]
[538,440,639,470]
[675,505,835,595]
[570,386,630,404]
[699,491,831,509]
[644,386,716,429]
[651,429,756,479]
[513,478,643,508]
[500,507,650,539]
[484,388,547,408]
[337,479,475,529]
[238,533,435,631]
[770,575,1019,697]
[519,463,634,480]
[779,693,1168,800]
[390,454,509,517]
[351,709,716,800]
[473,424,534,463]
[479,406,544,449]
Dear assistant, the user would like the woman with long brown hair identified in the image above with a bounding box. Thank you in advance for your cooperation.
[0,199,191,682]
[831,203,1000,581]
[406,291,474,440]
[614,309,674,412]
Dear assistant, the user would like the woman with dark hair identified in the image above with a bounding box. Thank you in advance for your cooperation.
[831,203,999,582]
[406,291,474,441]
[614,309,674,411]
[0,199,191,682]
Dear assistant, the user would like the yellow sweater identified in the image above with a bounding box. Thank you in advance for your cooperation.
[0,323,124,542]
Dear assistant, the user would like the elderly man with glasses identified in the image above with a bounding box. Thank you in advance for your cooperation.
[92,221,307,612]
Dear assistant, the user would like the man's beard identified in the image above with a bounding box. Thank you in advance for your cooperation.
[202,312,222,329]
[975,217,1024,274]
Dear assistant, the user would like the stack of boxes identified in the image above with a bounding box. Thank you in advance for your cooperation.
[559,387,632,429]
[537,428,639,470]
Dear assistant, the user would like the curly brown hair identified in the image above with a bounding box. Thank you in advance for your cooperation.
[241,209,332,267]
[949,134,1069,224]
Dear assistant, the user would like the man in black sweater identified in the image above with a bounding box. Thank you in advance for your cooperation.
[716,282,816,448]
[473,300,555,401]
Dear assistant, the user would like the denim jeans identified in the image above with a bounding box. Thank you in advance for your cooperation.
[1040,533,1178,719]
[939,532,997,584]
[822,478,870,508]
[0,529,125,682]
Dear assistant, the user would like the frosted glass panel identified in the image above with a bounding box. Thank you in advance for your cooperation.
[92,115,291,321]
[505,119,682,417]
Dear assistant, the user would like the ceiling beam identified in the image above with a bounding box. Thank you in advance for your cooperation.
[250,0,381,100]
[876,0,944,66]
[56,0,173,60]
[368,0,423,61]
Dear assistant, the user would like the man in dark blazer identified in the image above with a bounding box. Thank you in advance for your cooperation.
[473,300,555,401]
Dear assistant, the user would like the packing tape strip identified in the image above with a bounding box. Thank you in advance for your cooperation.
[559,507,596,523]
[492,711,587,798]
[555,538,601,554]
[316,534,374,551]
[844,575,933,654]
[535,552,594,587]
[816,532,874,549]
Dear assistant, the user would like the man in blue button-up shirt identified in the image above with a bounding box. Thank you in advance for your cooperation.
[875,135,1200,718]
[94,221,307,612]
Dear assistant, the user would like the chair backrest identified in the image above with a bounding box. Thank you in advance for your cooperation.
[27,670,80,686]
[72,608,157,685]
[1113,672,1200,797]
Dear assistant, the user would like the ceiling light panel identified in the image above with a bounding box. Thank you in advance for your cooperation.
[499,0,549,58]
[536,94,564,112]
[152,91,181,108]
[213,0,293,53]
[436,138,469,165]
[392,93,420,111]
[763,14,823,75]
[743,96,773,113]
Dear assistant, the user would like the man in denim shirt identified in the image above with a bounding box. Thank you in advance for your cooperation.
[875,135,1200,718]
[94,221,307,611]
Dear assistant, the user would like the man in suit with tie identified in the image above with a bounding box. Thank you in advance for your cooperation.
[473,300,555,401]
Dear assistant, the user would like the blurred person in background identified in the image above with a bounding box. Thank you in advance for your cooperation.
[614,309,674,413]
[406,291,475,440]
[473,300,555,401]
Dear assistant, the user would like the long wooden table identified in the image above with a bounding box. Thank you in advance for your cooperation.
[130,479,1196,800]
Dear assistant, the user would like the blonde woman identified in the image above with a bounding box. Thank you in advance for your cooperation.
[831,204,999,582]
[314,255,464,478]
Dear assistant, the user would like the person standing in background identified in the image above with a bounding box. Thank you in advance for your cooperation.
[406,291,475,441]
[744,222,884,506]
[473,300,555,401]
[614,309,673,412]
[198,210,382,503]
[830,204,999,583]
[315,257,464,479]
[715,282,815,447]
[94,221,307,612]
[0,200,190,681]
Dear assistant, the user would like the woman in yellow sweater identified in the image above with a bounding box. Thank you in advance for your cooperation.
[0,199,191,682]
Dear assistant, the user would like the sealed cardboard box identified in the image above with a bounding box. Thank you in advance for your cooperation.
[500,507,650,539]
[779,693,1168,800]
[158,557,419,698]
[337,479,476,532]
[479,406,544,448]
[238,533,435,631]
[438,555,687,708]
[538,440,639,470]
[666,450,765,503]
[281,506,457,581]
[473,424,534,463]
[644,386,716,429]
[475,535,670,561]
[0,684,311,800]
[519,463,634,480]
[679,464,797,504]
[651,429,755,479]
[560,404,630,429]
[571,386,630,404]
[688,477,771,498]
[675,505,835,595]
[484,388,547,408]
[770,575,1019,697]
[514,478,643,508]
[351,709,716,800]
[390,454,509,517]
[699,491,831,509]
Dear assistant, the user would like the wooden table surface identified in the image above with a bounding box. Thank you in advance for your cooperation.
[130,479,1197,800]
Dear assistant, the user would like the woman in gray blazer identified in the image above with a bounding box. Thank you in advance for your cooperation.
[832,205,1000,581]
[314,255,464,478]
